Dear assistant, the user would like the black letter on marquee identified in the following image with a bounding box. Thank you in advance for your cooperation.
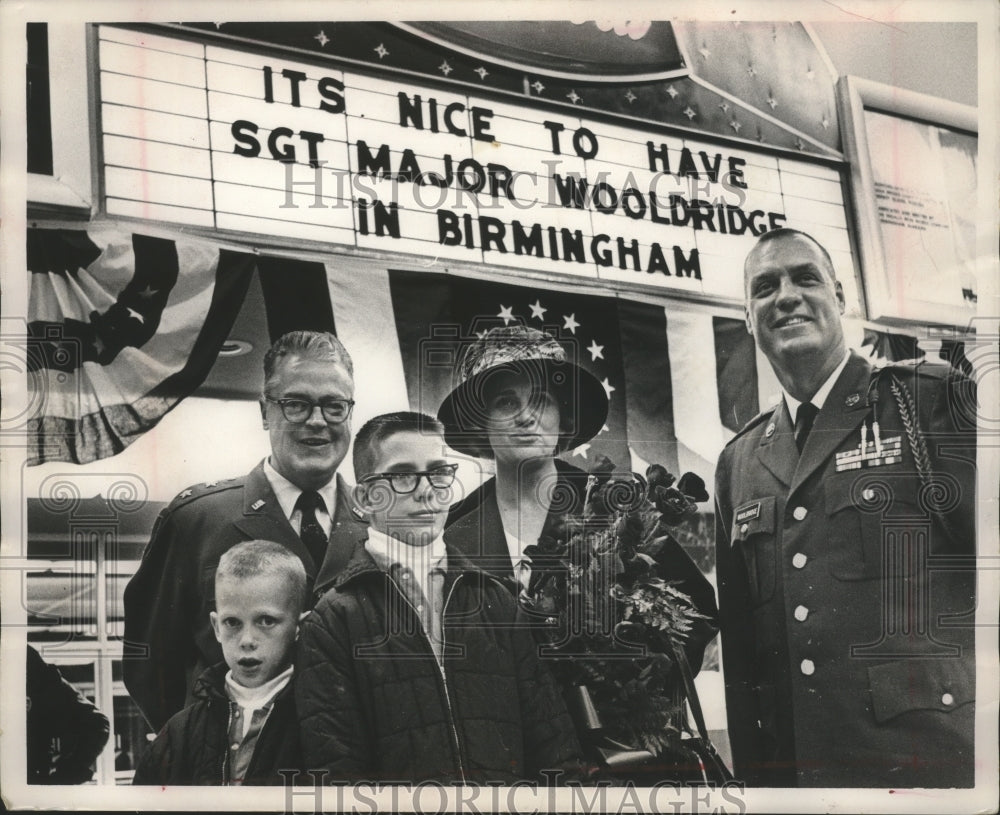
[543,121,565,155]
[231,120,261,157]
[281,68,307,107]
[673,246,701,279]
[318,77,345,113]
[356,140,391,177]
[398,93,423,129]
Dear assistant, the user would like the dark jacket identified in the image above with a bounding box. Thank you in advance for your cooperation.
[27,646,110,784]
[445,459,719,673]
[132,663,302,786]
[123,461,367,731]
[715,353,977,787]
[296,541,582,783]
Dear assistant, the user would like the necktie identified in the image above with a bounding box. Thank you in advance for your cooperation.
[295,491,328,567]
[794,402,819,453]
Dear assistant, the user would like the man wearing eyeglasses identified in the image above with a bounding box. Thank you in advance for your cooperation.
[124,331,367,732]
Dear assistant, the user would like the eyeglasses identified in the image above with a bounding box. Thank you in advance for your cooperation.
[265,396,355,424]
[360,464,459,494]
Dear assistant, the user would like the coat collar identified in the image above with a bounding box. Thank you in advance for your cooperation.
[754,352,872,493]
[233,462,309,560]
[192,662,295,704]
[313,473,369,589]
[328,538,496,593]
[442,459,589,580]
[235,461,367,584]
[789,351,872,496]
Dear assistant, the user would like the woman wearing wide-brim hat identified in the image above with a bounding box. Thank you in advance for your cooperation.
[438,325,720,782]
[437,325,610,583]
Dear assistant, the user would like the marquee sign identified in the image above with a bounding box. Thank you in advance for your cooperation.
[98,26,856,304]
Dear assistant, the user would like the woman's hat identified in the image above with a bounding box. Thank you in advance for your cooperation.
[436,325,610,458]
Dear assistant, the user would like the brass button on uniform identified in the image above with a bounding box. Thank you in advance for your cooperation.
[792,553,808,569]
[941,693,955,706]
[800,659,815,676]
[794,605,809,621]
[792,506,807,521]
[740,523,749,535]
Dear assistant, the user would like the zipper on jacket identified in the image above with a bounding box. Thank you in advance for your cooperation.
[438,574,467,784]
[221,700,234,785]
[385,571,467,783]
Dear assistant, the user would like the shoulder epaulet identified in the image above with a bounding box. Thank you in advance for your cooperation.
[165,477,241,511]
[724,402,780,447]
[872,356,952,378]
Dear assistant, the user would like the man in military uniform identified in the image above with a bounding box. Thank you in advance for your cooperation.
[123,331,367,731]
[715,228,977,787]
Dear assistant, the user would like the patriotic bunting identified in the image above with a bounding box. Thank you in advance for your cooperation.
[27,226,256,465]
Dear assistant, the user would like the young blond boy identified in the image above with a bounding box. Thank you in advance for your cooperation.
[296,411,581,783]
[133,540,307,785]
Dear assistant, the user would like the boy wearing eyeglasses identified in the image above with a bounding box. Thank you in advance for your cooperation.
[295,411,582,784]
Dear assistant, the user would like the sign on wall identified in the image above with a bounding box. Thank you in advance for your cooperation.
[98,26,858,306]
[838,75,978,327]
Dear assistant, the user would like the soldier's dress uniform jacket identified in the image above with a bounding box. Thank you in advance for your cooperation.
[123,461,367,732]
[715,352,976,787]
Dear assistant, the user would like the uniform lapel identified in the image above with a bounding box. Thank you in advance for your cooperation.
[755,403,796,488]
[314,474,369,591]
[789,353,872,497]
[233,462,310,563]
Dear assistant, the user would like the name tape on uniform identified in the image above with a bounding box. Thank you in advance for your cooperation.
[735,503,762,523]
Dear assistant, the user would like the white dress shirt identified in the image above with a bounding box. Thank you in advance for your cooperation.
[782,350,851,424]
[263,458,337,536]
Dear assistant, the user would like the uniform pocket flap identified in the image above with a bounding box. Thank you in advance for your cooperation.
[826,473,922,516]
[868,659,974,723]
[824,476,856,515]
[731,497,775,543]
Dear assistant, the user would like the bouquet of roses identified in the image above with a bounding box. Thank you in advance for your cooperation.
[519,461,714,764]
